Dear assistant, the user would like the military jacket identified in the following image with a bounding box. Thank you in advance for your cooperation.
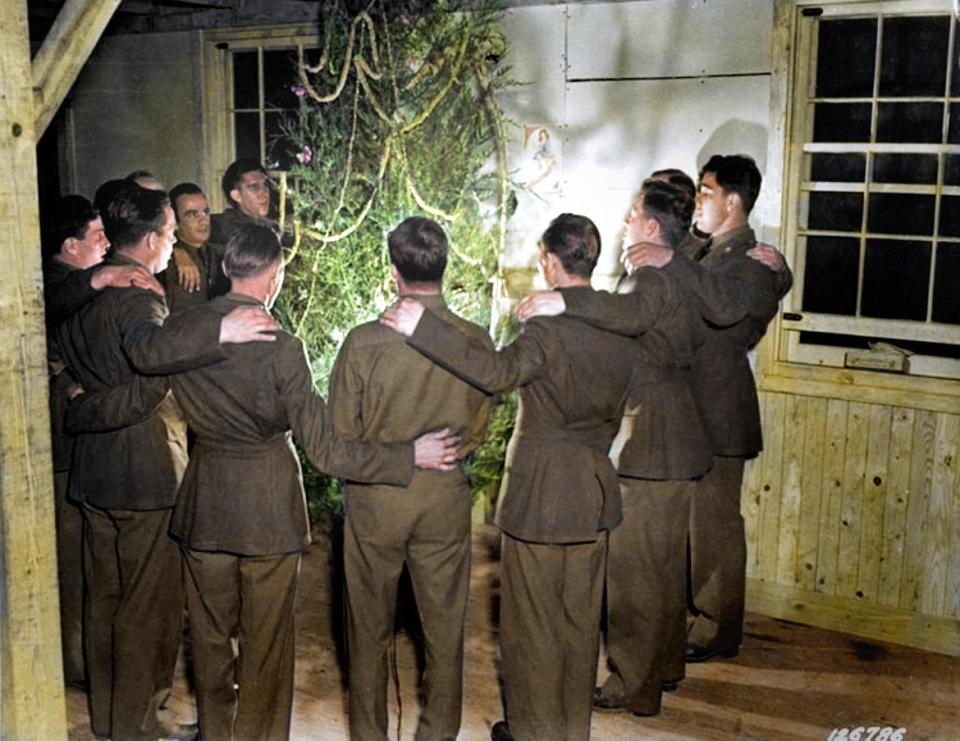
[167,293,415,556]
[55,254,225,510]
[664,224,793,456]
[329,293,493,500]
[408,286,637,544]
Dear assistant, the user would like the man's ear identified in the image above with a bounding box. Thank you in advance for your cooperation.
[61,237,79,258]
[229,188,242,206]
[726,190,742,213]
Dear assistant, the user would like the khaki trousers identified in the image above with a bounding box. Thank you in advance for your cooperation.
[55,470,85,684]
[182,548,300,741]
[82,505,183,740]
[344,484,471,741]
[687,455,747,649]
[601,478,692,715]
[500,534,606,741]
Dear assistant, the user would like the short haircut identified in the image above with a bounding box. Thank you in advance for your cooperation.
[223,223,282,279]
[221,158,267,205]
[540,213,601,279]
[648,168,697,202]
[387,216,448,284]
[125,169,158,184]
[699,154,762,214]
[107,184,171,250]
[44,195,99,259]
[639,179,695,248]
[169,182,205,220]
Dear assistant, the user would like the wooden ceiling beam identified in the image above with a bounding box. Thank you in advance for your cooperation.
[32,0,122,137]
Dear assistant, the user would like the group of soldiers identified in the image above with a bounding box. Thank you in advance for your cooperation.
[43,152,790,741]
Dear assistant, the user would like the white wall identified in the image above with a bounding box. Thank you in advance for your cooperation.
[497,0,774,286]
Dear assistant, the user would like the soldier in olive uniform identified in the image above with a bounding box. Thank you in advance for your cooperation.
[165,223,460,741]
[329,216,493,741]
[383,214,637,741]
[55,185,278,741]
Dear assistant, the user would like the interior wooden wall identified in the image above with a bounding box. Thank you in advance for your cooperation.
[744,389,960,655]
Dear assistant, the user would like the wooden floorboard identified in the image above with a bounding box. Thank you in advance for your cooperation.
[66,526,960,740]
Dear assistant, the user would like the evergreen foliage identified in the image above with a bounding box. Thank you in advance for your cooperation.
[279,0,515,520]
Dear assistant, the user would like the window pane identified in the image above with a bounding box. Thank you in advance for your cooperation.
[878,16,949,97]
[801,236,859,315]
[937,195,960,237]
[264,49,300,110]
[812,103,872,142]
[234,112,261,162]
[264,111,296,170]
[809,153,866,182]
[233,51,259,110]
[932,244,960,323]
[807,192,863,231]
[861,239,931,320]
[815,18,877,98]
[876,102,943,144]
[945,155,960,186]
[867,193,935,235]
[948,103,960,144]
[872,154,938,185]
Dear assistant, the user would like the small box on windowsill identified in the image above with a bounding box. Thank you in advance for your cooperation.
[843,348,910,374]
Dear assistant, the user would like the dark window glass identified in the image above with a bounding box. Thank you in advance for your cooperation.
[948,103,960,144]
[802,236,860,315]
[876,103,943,144]
[872,154,938,184]
[264,49,300,110]
[810,153,866,182]
[813,103,872,142]
[232,51,259,110]
[234,112,261,162]
[932,244,960,323]
[937,195,960,237]
[867,193,935,235]
[862,239,931,320]
[264,111,296,170]
[807,192,863,231]
[815,18,877,98]
[879,16,949,97]
[944,155,960,186]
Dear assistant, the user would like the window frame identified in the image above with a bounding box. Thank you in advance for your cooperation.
[200,25,318,214]
[761,0,960,411]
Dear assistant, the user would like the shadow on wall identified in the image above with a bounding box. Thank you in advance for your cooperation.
[697,118,769,175]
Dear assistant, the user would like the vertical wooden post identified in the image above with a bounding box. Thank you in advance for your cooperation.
[0,0,69,737]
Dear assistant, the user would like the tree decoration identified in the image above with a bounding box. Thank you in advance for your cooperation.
[279,0,514,517]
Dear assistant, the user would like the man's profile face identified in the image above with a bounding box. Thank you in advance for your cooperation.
[66,216,110,269]
[175,192,211,247]
[230,170,270,219]
[695,172,729,235]
[151,206,178,273]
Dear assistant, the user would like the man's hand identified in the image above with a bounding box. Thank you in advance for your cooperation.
[621,242,674,273]
[746,242,785,272]
[514,291,565,323]
[219,305,279,344]
[413,428,462,471]
[379,297,425,337]
[91,265,165,296]
[173,248,201,293]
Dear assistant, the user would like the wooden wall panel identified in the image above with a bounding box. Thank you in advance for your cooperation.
[858,404,892,604]
[878,408,914,607]
[795,396,827,591]
[756,392,786,583]
[749,390,960,655]
[814,398,848,596]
